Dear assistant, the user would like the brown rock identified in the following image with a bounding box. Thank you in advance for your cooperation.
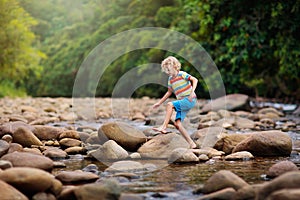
[80,130,92,140]
[90,140,128,160]
[1,134,13,143]
[0,160,12,169]
[258,107,284,117]
[20,105,38,113]
[32,192,56,200]
[234,116,255,129]
[168,148,199,163]
[267,188,300,200]
[99,122,147,152]
[256,171,300,200]
[86,132,104,144]
[49,178,63,196]
[13,127,43,147]
[29,117,60,125]
[33,125,65,140]
[23,147,42,155]
[59,130,81,140]
[232,131,292,156]
[105,161,146,173]
[0,140,9,157]
[57,185,77,200]
[192,127,226,148]
[0,167,55,196]
[1,151,53,171]
[202,170,249,194]
[224,151,254,161]
[191,147,225,158]
[55,170,99,184]
[235,184,265,200]
[59,138,81,147]
[0,121,34,138]
[7,143,23,153]
[137,133,189,159]
[214,133,251,154]
[0,179,28,200]
[43,147,68,159]
[64,146,86,154]
[201,94,250,113]
[266,160,298,178]
[198,187,236,200]
[74,180,121,200]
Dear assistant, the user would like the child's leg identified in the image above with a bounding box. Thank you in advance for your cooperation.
[175,119,197,149]
[153,102,174,133]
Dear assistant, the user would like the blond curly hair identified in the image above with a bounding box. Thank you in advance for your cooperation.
[161,56,181,73]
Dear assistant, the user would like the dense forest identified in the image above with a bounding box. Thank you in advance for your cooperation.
[0,0,299,100]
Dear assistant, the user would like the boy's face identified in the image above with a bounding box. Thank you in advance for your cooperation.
[164,65,178,77]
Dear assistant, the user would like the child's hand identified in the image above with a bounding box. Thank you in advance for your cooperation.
[152,102,161,109]
[188,92,196,102]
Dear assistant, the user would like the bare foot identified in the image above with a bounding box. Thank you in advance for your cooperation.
[152,127,170,134]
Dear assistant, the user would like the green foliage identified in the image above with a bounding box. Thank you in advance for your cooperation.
[0,0,45,96]
[0,80,26,98]
[190,0,300,98]
[1,0,299,100]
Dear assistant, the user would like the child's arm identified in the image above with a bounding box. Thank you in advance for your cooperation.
[189,76,198,101]
[152,88,172,109]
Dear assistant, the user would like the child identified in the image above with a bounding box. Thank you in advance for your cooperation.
[152,56,198,149]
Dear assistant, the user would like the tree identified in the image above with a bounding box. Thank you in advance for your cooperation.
[185,0,300,99]
[0,0,45,97]
[19,0,300,100]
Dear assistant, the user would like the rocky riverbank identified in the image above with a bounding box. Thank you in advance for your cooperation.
[0,94,299,199]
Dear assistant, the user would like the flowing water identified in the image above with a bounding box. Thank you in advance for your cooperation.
[53,151,297,199]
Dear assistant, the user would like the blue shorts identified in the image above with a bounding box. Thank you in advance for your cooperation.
[172,97,196,121]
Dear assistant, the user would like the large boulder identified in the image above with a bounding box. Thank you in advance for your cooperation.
[168,148,199,163]
[191,127,227,148]
[0,167,56,196]
[214,133,251,154]
[137,133,189,159]
[98,122,147,152]
[32,125,65,140]
[74,180,121,200]
[0,179,28,200]
[0,121,34,138]
[1,151,53,171]
[267,189,300,200]
[90,140,128,160]
[12,127,43,147]
[202,170,249,194]
[232,130,292,156]
[266,160,298,178]
[234,116,256,129]
[201,94,250,113]
[256,171,300,200]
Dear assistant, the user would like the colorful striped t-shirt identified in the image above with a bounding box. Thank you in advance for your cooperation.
[168,71,193,99]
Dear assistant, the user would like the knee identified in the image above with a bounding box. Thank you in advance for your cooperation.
[167,102,173,108]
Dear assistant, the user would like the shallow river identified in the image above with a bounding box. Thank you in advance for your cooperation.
[50,113,300,199]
